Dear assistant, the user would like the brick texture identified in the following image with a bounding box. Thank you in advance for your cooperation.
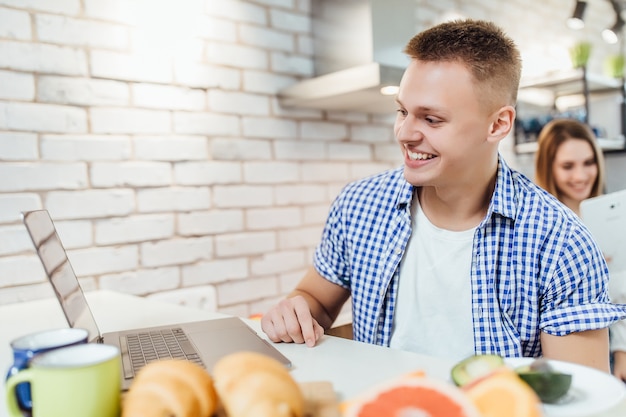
[1,0,616,321]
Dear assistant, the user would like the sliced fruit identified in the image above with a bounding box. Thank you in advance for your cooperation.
[464,368,543,417]
[451,354,506,387]
[516,360,572,404]
[343,375,482,417]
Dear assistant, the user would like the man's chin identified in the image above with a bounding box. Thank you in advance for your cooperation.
[403,167,427,188]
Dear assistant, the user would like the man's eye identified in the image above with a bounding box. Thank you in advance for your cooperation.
[397,109,408,116]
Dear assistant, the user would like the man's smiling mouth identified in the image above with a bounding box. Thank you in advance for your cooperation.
[408,151,435,161]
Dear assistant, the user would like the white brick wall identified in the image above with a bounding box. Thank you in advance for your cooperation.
[0,40,88,75]
[90,108,171,134]
[210,137,272,160]
[140,237,213,267]
[90,162,172,187]
[55,220,93,249]
[0,102,87,133]
[0,8,31,40]
[0,193,41,223]
[182,258,248,286]
[132,84,206,111]
[100,267,180,295]
[246,207,302,230]
[205,0,267,24]
[138,187,211,213]
[46,189,134,219]
[0,163,87,192]
[0,70,34,100]
[36,14,129,49]
[243,161,299,183]
[1,0,618,320]
[0,132,38,160]
[5,255,42,284]
[69,245,138,276]
[208,90,271,116]
[94,214,175,245]
[134,136,208,161]
[178,210,243,235]
[0,225,35,256]
[215,231,276,257]
[38,76,129,106]
[41,134,131,161]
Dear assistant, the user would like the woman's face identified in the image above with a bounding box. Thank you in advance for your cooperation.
[552,138,598,207]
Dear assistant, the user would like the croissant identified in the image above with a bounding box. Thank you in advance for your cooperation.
[212,351,304,417]
[122,359,217,417]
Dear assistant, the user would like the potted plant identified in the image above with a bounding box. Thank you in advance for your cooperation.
[569,42,592,68]
[605,53,625,78]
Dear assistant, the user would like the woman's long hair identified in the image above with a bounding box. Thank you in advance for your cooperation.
[535,118,605,199]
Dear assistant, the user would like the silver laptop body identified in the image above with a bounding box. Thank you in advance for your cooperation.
[22,210,291,390]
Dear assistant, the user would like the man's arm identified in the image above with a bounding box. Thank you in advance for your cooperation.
[261,266,350,346]
[540,328,610,372]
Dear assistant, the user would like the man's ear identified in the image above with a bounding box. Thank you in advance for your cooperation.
[487,105,516,144]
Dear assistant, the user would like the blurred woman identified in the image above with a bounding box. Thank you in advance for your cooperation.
[535,118,605,216]
[535,118,626,381]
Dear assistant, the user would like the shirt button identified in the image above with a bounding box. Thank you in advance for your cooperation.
[474,307,483,318]
[395,248,402,255]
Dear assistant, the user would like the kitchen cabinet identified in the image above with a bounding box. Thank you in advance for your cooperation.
[514,67,626,153]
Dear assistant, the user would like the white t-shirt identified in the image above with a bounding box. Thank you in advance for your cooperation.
[389,197,476,362]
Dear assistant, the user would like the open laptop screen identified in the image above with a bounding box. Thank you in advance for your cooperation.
[22,210,102,343]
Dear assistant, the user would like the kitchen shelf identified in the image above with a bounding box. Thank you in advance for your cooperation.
[515,67,626,154]
[519,68,622,97]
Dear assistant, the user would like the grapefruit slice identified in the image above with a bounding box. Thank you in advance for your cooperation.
[343,375,482,417]
[464,369,544,417]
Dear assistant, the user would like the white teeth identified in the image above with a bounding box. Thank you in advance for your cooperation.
[408,151,434,161]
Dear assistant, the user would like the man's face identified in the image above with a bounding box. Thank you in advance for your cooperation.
[394,59,499,188]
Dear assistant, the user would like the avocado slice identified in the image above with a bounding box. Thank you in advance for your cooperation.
[451,354,505,387]
[516,359,572,403]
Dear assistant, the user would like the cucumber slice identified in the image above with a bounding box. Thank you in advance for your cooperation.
[451,354,505,387]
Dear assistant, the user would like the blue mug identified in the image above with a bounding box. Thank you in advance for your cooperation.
[5,328,89,415]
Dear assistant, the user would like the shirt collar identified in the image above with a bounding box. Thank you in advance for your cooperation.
[394,167,414,210]
[488,155,517,221]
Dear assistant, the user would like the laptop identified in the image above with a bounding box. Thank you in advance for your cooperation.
[22,209,291,390]
[580,189,626,273]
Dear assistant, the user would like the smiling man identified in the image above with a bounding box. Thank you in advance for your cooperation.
[261,19,626,372]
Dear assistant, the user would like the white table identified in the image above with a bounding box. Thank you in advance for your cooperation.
[1,290,625,417]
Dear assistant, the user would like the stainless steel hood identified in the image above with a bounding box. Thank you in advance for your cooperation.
[277,0,416,114]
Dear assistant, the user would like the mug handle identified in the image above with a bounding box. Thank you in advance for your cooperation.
[5,369,33,417]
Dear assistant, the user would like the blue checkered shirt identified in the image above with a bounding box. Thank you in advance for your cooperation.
[314,156,626,358]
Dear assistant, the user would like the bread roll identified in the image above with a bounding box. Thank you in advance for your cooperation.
[122,359,217,417]
[213,351,304,417]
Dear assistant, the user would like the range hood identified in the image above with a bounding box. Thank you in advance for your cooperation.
[278,0,415,114]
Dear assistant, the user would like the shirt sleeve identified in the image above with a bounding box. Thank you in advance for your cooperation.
[540,226,626,336]
[313,194,351,289]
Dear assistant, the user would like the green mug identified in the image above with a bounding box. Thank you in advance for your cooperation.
[5,343,121,417]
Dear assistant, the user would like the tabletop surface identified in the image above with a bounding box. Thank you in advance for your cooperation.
[1,290,625,417]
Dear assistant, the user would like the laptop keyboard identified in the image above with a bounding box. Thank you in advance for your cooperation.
[119,327,205,378]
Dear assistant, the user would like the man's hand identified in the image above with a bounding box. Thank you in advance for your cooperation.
[261,295,325,347]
